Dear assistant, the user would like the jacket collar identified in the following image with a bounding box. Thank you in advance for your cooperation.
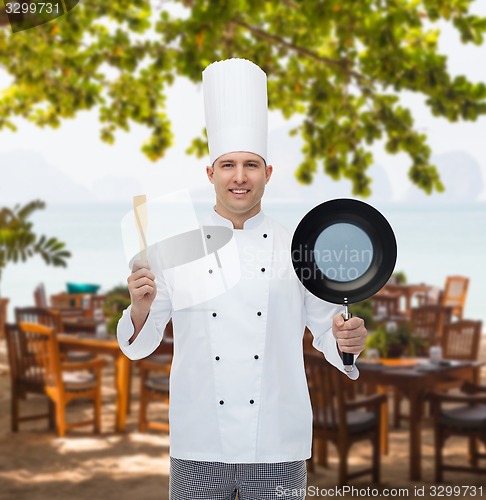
[209,206,266,230]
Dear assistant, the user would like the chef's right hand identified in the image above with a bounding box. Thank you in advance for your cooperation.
[128,260,156,329]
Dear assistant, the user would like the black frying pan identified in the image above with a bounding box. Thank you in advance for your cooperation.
[291,199,397,372]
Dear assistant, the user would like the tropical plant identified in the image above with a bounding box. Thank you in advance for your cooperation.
[0,200,71,292]
[390,270,408,285]
[366,320,424,358]
[103,284,131,335]
[1,1,486,195]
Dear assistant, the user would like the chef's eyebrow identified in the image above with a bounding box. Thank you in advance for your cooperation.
[217,158,263,165]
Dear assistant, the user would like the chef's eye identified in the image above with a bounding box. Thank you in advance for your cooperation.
[247,163,258,168]
[222,163,233,168]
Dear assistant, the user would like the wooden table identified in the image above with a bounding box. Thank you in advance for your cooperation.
[61,317,98,334]
[357,357,483,481]
[58,334,131,432]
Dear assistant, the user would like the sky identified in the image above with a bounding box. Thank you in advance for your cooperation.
[0,1,486,203]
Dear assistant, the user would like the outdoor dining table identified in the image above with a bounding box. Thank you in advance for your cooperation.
[356,357,483,481]
[58,333,131,432]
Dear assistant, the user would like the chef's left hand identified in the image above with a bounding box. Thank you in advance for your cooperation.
[332,314,367,355]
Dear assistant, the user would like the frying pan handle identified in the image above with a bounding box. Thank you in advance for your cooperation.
[341,309,354,373]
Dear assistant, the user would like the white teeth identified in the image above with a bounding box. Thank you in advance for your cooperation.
[231,190,248,194]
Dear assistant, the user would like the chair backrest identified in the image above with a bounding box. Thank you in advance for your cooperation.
[372,293,401,320]
[15,307,63,333]
[410,304,452,345]
[5,323,22,385]
[18,322,63,390]
[5,322,48,390]
[304,351,347,434]
[34,283,48,308]
[441,276,469,319]
[441,320,483,361]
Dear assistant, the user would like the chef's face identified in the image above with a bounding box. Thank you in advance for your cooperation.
[206,151,273,228]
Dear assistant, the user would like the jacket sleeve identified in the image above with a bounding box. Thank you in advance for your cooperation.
[304,288,360,380]
[117,248,173,360]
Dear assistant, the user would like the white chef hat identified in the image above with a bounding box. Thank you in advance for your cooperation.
[202,58,268,165]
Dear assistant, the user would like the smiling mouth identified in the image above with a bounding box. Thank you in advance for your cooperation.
[229,189,249,194]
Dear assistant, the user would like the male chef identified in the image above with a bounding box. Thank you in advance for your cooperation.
[117,58,367,499]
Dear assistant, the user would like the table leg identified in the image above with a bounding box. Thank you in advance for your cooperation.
[115,354,131,432]
[377,385,389,455]
[125,362,133,415]
[409,389,423,481]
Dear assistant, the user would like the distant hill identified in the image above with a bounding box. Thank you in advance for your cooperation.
[0,150,145,204]
[265,125,394,202]
[0,150,96,204]
[404,151,484,203]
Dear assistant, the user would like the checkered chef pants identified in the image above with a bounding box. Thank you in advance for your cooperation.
[169,457,307,500]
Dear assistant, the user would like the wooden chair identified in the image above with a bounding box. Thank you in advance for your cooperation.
[304,351,386,485]
[36,283,88,319]
[5,323,55,432]
[431,382,486,482]
[138,321,173,432]
[441,276,469,319]
[442,320,482,363]
[434,320,483,393]
[371,293,407,322]
[138,355,172,433]
[16,306,94,361]
[17,322,107,437]
[15,307,63,333]
[392,304,453,428]
[87,295,107,319]
[410,304,453,354]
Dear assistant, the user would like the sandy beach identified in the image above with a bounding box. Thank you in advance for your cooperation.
[1,338,485,500]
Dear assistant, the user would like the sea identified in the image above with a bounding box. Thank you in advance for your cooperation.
[2,201,486,328]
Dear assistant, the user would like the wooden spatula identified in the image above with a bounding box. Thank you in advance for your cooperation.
[133,194,148,263]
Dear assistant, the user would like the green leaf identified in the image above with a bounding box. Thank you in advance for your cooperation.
[1,0,485,195]
[0,200,71,282]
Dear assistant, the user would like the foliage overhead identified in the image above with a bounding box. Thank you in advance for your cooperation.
[0,200,71,284]
[1,0,486,195]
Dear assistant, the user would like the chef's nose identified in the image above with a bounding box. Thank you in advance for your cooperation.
[234,165,246,184]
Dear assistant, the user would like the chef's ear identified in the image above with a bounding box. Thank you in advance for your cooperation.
[265,164,273,184]
[206,165,215,184]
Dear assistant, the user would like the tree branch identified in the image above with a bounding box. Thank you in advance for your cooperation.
[231,18,371,86]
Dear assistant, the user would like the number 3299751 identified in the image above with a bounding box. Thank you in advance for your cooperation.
[5,3,61,14]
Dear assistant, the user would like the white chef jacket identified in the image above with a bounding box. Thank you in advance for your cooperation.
[117,208,359,463]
